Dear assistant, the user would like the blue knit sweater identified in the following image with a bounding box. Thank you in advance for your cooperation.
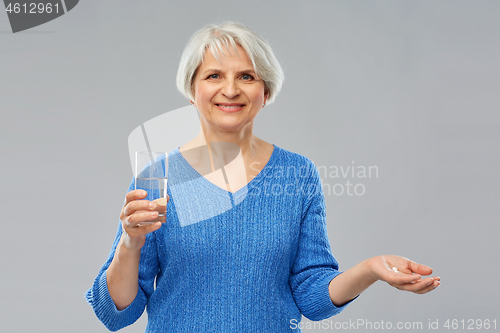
[86,144,354,332]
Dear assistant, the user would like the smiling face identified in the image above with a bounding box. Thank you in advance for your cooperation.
[191,44,267,136]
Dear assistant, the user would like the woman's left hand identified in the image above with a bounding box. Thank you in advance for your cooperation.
[366,255,441,294]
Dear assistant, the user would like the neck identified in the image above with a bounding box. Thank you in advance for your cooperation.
[193,121,262,159]
[179,119,273,192]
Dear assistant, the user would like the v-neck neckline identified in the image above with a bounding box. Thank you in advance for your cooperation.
[172,144,279,198]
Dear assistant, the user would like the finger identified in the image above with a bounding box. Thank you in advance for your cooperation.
[414,279,441,294]
[124,210,159,227]
[127,221,162,237]
[407,260,433,276]
[137,211,166,224]
[124,189,148,206]
[153,194,169,207]
[124,200,157,217]
[152,196,168,216]
[388,271,421,285]
[390,277,435,292]
[137,221,163,233]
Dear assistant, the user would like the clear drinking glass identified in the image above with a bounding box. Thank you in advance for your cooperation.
[135,151,168,224]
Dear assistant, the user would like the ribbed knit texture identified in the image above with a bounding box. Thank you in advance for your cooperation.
[86,144,354,332]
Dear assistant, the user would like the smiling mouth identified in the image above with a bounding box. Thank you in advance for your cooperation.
[216,104,245,108]
[215,104,245,112]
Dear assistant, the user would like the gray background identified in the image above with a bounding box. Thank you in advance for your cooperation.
[1,1,498,332]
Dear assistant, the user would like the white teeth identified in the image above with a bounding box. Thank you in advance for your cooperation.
[218,105,243,108]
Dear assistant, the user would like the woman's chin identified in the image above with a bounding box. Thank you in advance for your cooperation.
[210,120,249,133]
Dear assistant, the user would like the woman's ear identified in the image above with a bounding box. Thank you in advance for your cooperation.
[263,91,269,106]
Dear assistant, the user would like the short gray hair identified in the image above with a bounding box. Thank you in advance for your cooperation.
[176,21,284,105]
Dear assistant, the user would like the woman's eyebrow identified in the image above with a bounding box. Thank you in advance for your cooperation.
[201,68,256,76]
[201,69,222,76]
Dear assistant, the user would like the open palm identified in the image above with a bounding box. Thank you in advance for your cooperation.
[367,255,441,294]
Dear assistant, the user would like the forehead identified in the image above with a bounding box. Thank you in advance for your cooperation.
[200,44,253,70]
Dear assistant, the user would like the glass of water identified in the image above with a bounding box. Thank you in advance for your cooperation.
[135,151,168,224]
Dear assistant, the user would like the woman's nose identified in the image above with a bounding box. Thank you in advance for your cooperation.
[221,80,240,99]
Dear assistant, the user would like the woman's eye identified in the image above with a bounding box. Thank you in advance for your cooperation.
[241,74,254,81]
[207,74,219,79]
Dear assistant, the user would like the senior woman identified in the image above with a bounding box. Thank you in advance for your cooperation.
[86,22,440,332]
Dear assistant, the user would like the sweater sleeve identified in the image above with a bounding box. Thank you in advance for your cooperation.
[289,161,355,321]
[85,178,159,331]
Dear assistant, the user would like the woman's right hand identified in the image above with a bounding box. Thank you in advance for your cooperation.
[119,189,169,251]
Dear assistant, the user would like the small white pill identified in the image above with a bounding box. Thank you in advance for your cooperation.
[392,267,398,272]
